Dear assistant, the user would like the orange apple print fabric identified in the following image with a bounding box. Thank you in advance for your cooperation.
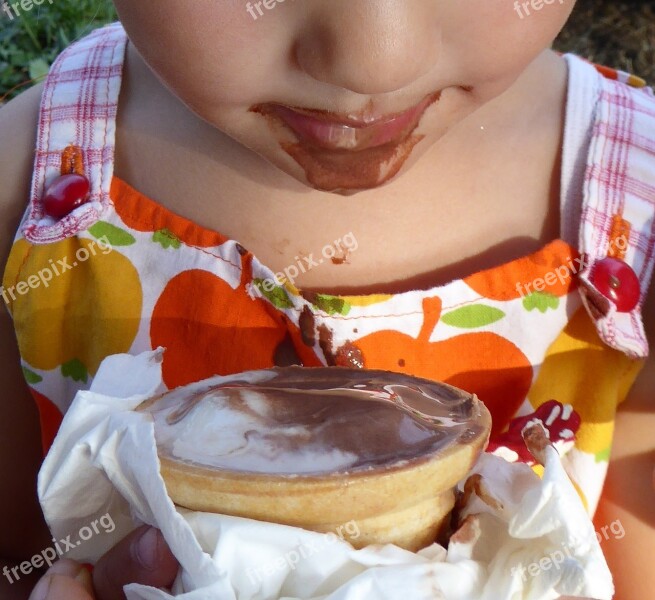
[3,25,653,519]
[2,175,644,516]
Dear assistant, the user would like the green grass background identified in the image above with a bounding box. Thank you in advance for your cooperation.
[0,0,117,101]
[1,0,654,101]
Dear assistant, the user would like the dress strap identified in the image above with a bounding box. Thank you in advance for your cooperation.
[22,23,127,244]
[576,62,655,358]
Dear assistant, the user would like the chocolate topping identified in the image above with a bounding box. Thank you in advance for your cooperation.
[335,342,365,369]
[142,367,489,477]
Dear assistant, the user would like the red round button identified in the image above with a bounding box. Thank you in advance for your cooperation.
[589,257,640,312]
[43,174,90,219]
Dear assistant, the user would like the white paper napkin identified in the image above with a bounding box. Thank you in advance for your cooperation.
[38,349,613,600]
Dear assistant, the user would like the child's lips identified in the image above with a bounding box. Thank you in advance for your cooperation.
[253,93,441,151]
[250,91,443,191]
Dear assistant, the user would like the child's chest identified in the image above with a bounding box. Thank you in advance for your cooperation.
[114,117,562,296]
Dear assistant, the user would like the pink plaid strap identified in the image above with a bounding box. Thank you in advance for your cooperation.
[22,23,127,244]
[577,73,655,358]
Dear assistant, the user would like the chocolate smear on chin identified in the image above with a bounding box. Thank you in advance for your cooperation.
[281,135,424,192]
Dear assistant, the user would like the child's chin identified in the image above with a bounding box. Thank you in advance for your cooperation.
[269,141,426,196]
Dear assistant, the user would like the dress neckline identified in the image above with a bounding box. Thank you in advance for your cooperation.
[109,174,577,304]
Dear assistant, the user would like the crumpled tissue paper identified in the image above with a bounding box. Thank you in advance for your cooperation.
[38,349,613,600]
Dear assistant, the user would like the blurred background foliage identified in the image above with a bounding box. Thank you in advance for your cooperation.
[1,0,117,101]
[0,0,654,102]
[555,0,655,81]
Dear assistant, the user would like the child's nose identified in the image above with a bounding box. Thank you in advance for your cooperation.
[295,0,439,95]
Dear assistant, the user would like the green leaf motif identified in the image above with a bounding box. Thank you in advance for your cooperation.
[28,58,50,81]
[22,366,42,384]
[253,279,294,309]
[88,221,136,246]
[152,229,181,250]
[61,358,88,383]
[522,291,560,313]
[595,447,611,463]
[441,305,505,329]
[312,294,352,316]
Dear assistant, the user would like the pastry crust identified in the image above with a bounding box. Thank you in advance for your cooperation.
[159,434,487,550]
[139,367,491,551]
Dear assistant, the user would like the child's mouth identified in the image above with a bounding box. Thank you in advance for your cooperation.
[253,93,440,151]
[250,92,441,192]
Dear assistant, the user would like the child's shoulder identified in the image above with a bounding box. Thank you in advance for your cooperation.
[0,81,55,559]
[0,82,44,260]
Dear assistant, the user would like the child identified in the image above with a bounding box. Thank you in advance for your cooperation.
[0,1,653,598]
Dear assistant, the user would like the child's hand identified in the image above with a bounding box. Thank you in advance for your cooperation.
[28,526,178,600]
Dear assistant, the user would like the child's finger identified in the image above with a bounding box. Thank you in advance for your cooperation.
[29,559,94,600]
[92,525,178,600]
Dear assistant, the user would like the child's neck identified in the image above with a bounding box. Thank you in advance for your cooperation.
[115,46,568,294]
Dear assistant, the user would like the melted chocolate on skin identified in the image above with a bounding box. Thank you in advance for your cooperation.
[250,93,441,193]
[280,135,424,192]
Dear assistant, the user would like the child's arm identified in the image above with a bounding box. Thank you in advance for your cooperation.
[0,85,179,600]
[0,82,55,599]
[594,294,655,599]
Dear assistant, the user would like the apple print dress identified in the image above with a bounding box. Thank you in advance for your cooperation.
[3,24,655,516]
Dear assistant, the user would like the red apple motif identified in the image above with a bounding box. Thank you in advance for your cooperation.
[355,296,533,435]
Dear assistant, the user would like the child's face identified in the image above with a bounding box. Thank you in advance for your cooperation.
[113,0,574,194]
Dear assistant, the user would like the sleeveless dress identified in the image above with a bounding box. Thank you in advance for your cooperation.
[3,23,655,516]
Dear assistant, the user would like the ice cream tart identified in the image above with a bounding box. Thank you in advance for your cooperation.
[137,367,491,551]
